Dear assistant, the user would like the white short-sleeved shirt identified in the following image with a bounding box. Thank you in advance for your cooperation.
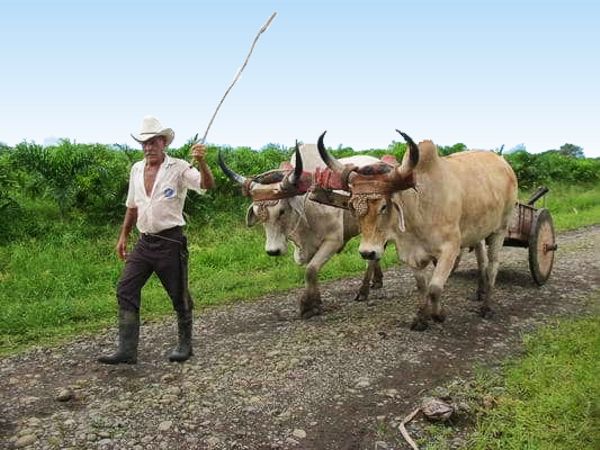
[125,155,205,234]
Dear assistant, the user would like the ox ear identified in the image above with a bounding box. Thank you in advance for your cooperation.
[246,205,258,227]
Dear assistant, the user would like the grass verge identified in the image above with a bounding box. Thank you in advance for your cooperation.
[411,303,600,450]
[0,213,396,355]
[521,182,600,231]
[0,183,598,355]
[468,312,600,449]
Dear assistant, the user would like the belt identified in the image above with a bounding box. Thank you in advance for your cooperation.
[141,226,183,243]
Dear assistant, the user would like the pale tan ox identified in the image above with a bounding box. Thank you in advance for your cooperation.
[218,143,383,319]
[316,130,518,330]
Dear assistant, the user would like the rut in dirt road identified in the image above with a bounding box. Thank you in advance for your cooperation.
[1,225,599,450]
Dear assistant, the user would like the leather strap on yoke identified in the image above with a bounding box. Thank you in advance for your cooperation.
[340,164,358,190]
[247,172,314,202]
[250,189,300,201]
[350,171,415,196]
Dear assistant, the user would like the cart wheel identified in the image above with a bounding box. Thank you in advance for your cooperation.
[528,208,557,285]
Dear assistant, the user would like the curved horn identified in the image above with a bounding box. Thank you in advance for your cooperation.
[317,131,345,173]
[281,140,304,190]
[396,129,419,168]
[218,150,248,185]
[290,140,303,185]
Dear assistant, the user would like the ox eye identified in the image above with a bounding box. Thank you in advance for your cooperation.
[379,203,388,214]
[279,209,285,217]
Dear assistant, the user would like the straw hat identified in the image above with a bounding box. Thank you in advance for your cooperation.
[131,116,175,146]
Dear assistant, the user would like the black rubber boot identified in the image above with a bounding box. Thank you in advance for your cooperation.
[98,309,139,364]
[168,312,193,362]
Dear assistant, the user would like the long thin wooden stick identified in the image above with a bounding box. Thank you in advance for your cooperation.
[196,12,277,145]
[399,407,421,450]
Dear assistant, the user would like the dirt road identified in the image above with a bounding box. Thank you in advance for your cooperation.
[2,225,599,450]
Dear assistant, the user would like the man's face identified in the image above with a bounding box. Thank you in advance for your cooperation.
[142,136,166,165]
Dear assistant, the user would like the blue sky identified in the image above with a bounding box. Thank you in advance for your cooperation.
[2,0,599,156]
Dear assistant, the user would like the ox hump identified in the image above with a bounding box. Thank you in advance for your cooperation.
[290,144,326,172]
[341,154,380,168]
[405,139,440,169]
[291,144,380,173]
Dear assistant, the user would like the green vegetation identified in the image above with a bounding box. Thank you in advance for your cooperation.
[0,140,599,354]
[523,183,600,230]
[0,216,398,354]
[468,312,600,450]
[410,309,600,450]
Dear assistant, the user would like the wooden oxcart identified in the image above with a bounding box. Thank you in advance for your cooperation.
[503,186,557,285]
[309,185,558,286]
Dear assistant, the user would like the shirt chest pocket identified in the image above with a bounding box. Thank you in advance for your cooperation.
[161,185,178,200]
[155,165,181,200]
[157,176,179,201]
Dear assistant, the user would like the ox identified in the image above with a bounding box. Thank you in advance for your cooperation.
[218,143,384,319]
[316,130,518,330]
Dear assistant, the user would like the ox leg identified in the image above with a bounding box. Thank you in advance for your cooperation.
[411,266,431,331]
[299,242,339,319]
[472,241,488,301]
[371,260,383,289]
[354,261,374,302]
[300,265,322,319]
[418,246,460,329]
[354,260,383,303]
[480,231,504,319]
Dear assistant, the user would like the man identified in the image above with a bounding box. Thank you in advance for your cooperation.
[98,116,215,364]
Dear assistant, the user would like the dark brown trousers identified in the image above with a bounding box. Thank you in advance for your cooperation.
[117,226,193,314]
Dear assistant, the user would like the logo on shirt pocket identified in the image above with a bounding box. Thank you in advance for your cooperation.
[163,186,176,199]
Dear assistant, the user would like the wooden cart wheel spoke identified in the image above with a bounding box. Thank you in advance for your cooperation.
[528,208,556,286]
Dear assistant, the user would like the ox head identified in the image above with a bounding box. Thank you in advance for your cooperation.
[218,143,310,257]
[316,130,419,260]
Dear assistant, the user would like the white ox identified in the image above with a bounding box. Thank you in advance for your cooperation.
[218,143,383,319]
[316,130,518,330]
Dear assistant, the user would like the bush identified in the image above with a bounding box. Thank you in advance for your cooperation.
[505,150,600,189]
[0,154,23,242]
[2,139,599,240]
[8,140,133,220]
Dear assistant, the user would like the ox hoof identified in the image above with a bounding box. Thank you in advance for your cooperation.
[470,289,485,302]
[300,306,322,320]
[299,291,322,319]
[479,306,494,319]
[410,318,429,331]
[371,280,383,290]
[431,310,447,323]
[353,291,369,302]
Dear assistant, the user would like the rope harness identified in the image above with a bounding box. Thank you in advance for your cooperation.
[349,193,384,217]
[253,200,279,222]
[311,160,414,233]
[251,196,308,238]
